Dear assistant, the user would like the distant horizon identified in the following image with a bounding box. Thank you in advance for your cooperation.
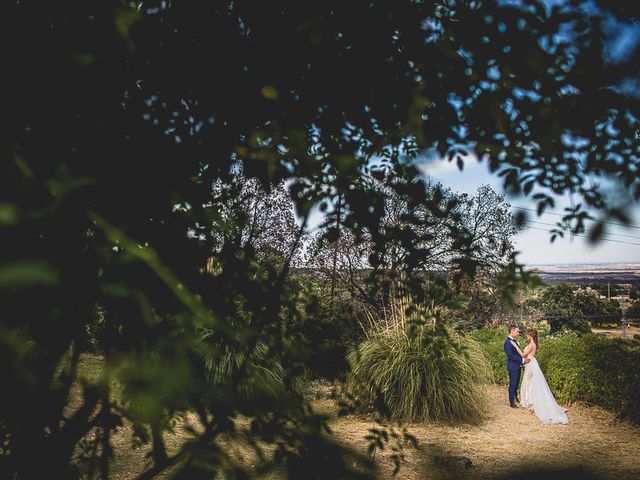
[526,260,640,266]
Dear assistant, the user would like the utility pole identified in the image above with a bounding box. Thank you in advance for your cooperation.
[621,299,627,338]
[330,195,342,307]
[608,282,611,300]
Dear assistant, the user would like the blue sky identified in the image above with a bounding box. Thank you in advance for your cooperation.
[418,1,640,266]
[418,156,640,265]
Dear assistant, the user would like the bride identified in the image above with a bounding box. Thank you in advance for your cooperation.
[510,329,569,425]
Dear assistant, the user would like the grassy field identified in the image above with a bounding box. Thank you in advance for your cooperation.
[71,355,640,479]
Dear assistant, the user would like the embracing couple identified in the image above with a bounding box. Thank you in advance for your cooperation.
[504,325,569,425]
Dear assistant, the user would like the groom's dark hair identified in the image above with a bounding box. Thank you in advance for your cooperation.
[508,325,518,334]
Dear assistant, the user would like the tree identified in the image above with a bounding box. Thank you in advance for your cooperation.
[575,292,621,327]
[208,175,301,264]
[532,283,622,332]
[627,300,640,320]
[3,1,640,478]
[533,283,589,333]
[307,181,521,311]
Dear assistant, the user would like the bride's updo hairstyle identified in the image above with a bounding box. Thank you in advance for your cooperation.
[527,329,539,349]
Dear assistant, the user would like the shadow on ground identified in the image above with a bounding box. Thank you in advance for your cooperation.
[494,467,603,480]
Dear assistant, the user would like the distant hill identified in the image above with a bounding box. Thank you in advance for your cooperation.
[525,262,640,285]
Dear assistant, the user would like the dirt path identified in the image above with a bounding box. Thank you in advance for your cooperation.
[104,385,640,479]
[592,326,640,337]
[313,385,640,479]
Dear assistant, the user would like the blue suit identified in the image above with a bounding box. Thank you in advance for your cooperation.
[504,336,524,406]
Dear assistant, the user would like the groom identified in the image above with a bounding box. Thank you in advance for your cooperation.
[504,325,530,408]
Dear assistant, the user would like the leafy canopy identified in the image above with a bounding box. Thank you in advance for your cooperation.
[2,0,639,478]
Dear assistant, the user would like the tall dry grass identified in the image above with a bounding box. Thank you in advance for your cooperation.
[346,295,493,423]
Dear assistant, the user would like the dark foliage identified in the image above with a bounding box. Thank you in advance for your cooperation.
[2,0,639,478]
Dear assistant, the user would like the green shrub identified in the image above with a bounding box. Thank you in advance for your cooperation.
[537,333,640,423]
[345,324,493,423]
[194,338,293,407]
[295,294,361,380]
[532,333,587,405]
[469,327,513,385]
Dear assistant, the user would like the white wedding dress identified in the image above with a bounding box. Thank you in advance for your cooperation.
[519,348,569,425]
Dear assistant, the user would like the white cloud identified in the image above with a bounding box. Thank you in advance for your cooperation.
[413,149,482,176]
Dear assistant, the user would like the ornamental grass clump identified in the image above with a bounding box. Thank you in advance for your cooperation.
[346,296,493,423]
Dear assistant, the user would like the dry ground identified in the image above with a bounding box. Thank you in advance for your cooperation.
[592,326,640,337]
[102,384,640,479]
[313,385,640,479]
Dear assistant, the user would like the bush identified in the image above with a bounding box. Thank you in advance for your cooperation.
[537,332,640,423]
[296,295,361,380]
[469,327,514,385]
[628,300,640,319]
[473,327,640,423]
[283,271,365,380]
[345,323,493,423]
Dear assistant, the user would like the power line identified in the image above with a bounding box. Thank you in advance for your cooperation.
[513,206,640,230]
[525,226,640,246]
[542,314,623,319]
[525,219,640,240]
[526,225,640,245]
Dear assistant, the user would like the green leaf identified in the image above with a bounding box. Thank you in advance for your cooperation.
[13,152,34,179]
[115,7,141,42]
[523,180,534,196]
[0,261,60,288]
[101,282,131,297]
[71,53,97,67]
[589,222,604,243]
[261,85,279,100]
[0,203,21,226]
